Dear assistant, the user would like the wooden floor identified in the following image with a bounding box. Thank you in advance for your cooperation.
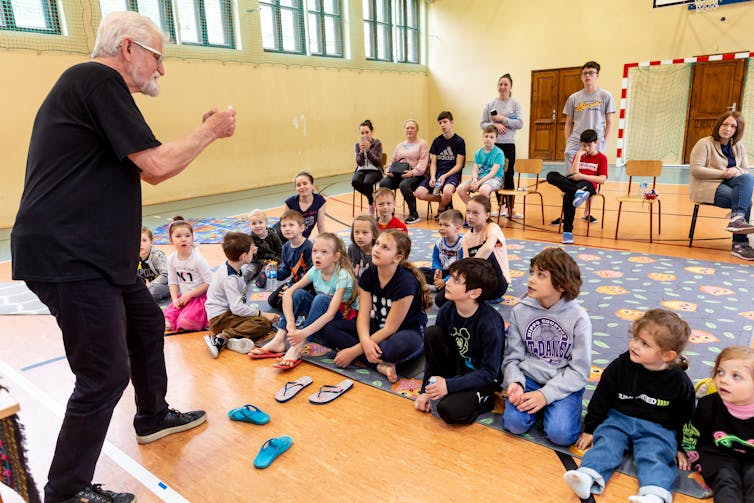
[2,179,743,502]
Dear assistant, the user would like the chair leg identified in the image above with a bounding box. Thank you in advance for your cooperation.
[649,203,653,244]
[614,202,623,240]
[586,199,592,237]
[538,193,544,224]
[689,203,700,247]
[600,196,605,229]
[657,200,662,235]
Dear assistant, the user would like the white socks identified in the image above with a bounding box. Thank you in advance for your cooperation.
[628,495,663,503]
[563,470,592,499]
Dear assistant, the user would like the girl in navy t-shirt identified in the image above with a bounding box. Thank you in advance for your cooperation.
[322,229,432,382]
[275,171,327,242]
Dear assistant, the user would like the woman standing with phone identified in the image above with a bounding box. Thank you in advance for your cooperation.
[480,74,524,218]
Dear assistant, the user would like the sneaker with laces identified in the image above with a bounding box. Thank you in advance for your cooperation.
[511,212,524,219]
[550,217,562,225]
[203,334,225,359]
[135,408,207,444]
[405,214,421,224]
[732,244,754,260]
[562,232,574,244]
[581,215,598,223]
[572,189,590,208]
[63,484,135,503]
[226,337,254,354]
[726,216,754,234]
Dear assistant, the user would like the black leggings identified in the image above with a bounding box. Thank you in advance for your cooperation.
[496,143,516,191]
[352,170,383,205]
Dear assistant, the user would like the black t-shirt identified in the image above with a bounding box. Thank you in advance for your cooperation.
[11,62,161,285]
[358,266,427,332]
[429,133,466,176]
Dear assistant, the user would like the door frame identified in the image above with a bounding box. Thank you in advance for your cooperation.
[617,50,754,166]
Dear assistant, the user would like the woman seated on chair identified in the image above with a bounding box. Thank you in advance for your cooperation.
[689,111,754,260]
[352,119,384,216]
[379,119,429,225]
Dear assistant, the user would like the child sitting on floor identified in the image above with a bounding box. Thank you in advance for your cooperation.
[415,258,504,424]
[683,346,754,503]
[164,217,213,332]
[462,195,510,302]
[503,247,591,446]
[243,208,282,284]
[348,215,378,278]
[203,232,279,358]
[250,233,358,370]
[564,309,694,503]
[138,225,169,301]
[322,230,431,382]
[267,210,313,311]
[418,208,464,308]
[374,187,408,232]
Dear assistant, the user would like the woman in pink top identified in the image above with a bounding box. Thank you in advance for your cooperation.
[379,119,429,225]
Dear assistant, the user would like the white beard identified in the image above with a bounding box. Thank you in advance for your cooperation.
[131,68,161,97]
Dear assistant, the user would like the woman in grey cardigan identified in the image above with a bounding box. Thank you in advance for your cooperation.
[689,111,754,260]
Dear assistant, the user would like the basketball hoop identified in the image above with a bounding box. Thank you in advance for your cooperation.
[693,0,720,11]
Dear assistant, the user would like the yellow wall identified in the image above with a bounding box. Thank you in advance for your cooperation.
[426,0,754,162]
[0,0,429,227]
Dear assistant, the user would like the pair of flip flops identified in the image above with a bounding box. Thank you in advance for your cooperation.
[227,404,270,425]
[274,376,353,404]
[248,348,303,370]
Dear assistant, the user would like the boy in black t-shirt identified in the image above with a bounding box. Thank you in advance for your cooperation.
[415,111,466,218]
[415,258,504,424]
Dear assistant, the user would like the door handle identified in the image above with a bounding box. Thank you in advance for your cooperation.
[551,109,556,121]
[728,102,737,111]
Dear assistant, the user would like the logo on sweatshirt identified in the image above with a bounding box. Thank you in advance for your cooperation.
[524,317,572,365]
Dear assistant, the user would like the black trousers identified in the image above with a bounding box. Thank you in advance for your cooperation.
[422,326,496,425]
[546,171,595,233]
[699,451,754,503]
[496,143,516,191]
[379,174,425,216]
[27,278,169,503]
[352,170,383,205]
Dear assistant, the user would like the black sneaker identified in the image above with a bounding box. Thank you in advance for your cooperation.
[581,215,599,223]
[203,334,226,359]
[405,214,421,224]
[135,408,207,444]
[732,244,754,260]
[550,217,562,225]
[63,484,135,503]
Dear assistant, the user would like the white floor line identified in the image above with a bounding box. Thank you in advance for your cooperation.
[0,359,189,503]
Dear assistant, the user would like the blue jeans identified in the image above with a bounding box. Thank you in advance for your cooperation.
[321,318,424,364]
[578,409,677,502]
[278,292,342,340]
[503,375,584,446]
[715,173,754,244]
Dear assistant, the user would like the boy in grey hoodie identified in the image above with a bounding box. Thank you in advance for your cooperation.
[502,247,592,446]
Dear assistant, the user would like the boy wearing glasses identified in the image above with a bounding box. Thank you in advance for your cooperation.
[562,61,615,171]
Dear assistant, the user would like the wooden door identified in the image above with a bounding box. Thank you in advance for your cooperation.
[682,59,746,163]
[529,67,582,160]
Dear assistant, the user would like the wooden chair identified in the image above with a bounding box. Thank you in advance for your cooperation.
[352,153,387,216]
[493,159,545,225]
[614,160,663,243]
[558,185,605,237]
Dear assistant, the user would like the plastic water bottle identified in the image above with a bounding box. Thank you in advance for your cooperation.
[267,262,278,290]
[428,376,437,386]
[432,182,441,196]
[639,182,648,199]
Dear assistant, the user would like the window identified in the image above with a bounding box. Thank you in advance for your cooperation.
[259,0,305,54]
[99,0,235,48]
[363,0,419,63]
[306,0,342,57]
[1,0,61,34]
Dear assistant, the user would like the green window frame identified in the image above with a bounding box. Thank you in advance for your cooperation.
[259,0,305,54]
[393,0,417,63]
[1,0,62,34]
[306,0,342,57]
[362,0,391,61]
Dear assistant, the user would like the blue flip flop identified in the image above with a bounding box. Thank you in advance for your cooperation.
[254,436,293,469]
[227,404,270,425]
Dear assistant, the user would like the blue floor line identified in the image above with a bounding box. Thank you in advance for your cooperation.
[20,355,67,372]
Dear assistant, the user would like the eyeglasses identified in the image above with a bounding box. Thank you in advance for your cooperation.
[582,70,598,76]
[132,40,163,64]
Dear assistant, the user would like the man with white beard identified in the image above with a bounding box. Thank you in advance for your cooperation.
[11,11,236,503]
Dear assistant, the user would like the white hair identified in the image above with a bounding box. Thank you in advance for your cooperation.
[91,11,168,59]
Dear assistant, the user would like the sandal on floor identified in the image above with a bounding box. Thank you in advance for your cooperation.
[227,404,270,425]
[275,376,314,402]
[253,436,293,469]
[308,379,354,404]
[249,347,285,359]
[272,359,302,370]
